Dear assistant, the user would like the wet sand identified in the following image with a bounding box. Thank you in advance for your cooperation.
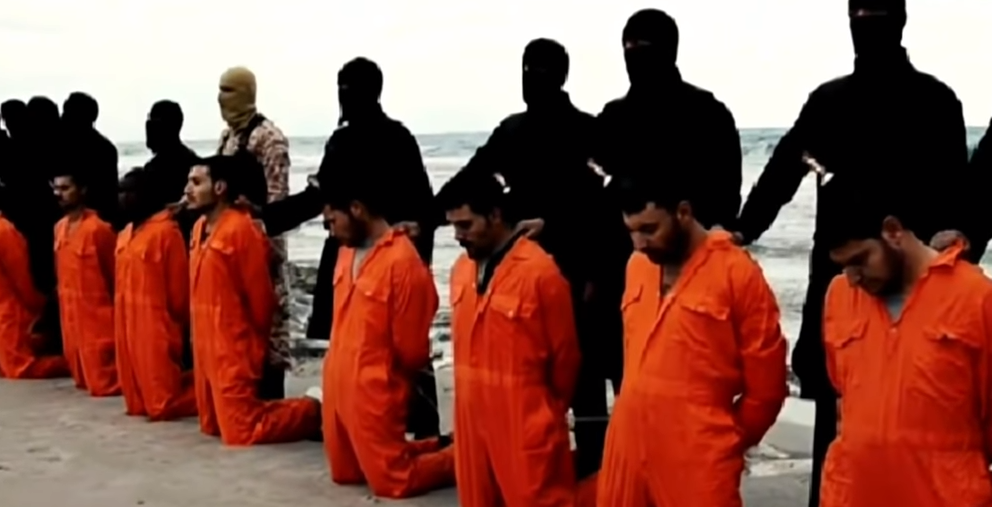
[0,370,811,506]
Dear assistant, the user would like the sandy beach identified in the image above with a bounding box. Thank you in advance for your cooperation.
[0,363,813,506]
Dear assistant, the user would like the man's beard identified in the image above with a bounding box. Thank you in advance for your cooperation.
[647,223,689,265]
[876,242,905,296]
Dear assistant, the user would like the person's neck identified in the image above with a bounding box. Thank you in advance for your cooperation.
[667,222,710,269]
[152,138,183,154]
[899,239,939,296]
[480,226,515,263]
[344,104,384,124]
[205,202,230,228]
[364,218,391,246]
[628,65,683,98]
[66,206,85,222]
[854,46,909,74]
[527,91,571,114]
[133,207,162,228]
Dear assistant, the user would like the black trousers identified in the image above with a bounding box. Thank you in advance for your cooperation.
[306,237,441,438]
[809,395,837,507]
[792,245,841,507]
[258,363,287,401]
[570,286,624,479]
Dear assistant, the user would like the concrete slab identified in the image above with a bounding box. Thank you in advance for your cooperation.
[0,370,810,506]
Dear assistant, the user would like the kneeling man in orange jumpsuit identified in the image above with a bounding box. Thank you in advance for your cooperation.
[440,171,582,507]
[185,155,320,445]
[597,176,788,507]
[52,169,120,396]
[0,186,69,379]
[820,197,992,507]
[317,176,454,498]
[115,168,196,420]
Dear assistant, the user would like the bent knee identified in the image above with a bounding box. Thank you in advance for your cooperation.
[367,477,420,500]
[331,469,366,486]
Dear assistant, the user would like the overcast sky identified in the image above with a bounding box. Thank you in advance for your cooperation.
[2,0,991,141]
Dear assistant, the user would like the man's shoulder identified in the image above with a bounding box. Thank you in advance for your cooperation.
[679,81,732,113]
[597,97,626,119]
[82,211,113,233]
[219,210,263,239]
[496,112,527,130]
[384,234,426,269]
[513,239,567,286]
[253,118,288,147]
[0,215,16,237]
[944,260,992,298]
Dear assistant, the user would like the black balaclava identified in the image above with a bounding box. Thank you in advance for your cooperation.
[521,38,569,111]
[25,96,60,142]
[61,91,99,130]
[622,9,680,92]
[1,99,27,139]
[848,0,907,60]
[145,100,184,153]
[338,57,384,124]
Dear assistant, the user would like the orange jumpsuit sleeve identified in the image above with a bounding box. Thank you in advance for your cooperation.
[163,228,190,327]
[980,290,992,462]
[94,222,117,295]
[537,269,581,407]
[389,256,439,373]
[0,231,43,312]
[822,277,845,397]
[731,260,788,448]
[236,226,276,338]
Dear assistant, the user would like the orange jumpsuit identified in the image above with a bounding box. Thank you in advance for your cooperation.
[821,245,992,507]
[115,210,196,420]
[451,237,582,507]
[323,230,455,498]
[55,209,120,396]
[0,213,69,379]
[190,208,319,445]
[597,231,788,507]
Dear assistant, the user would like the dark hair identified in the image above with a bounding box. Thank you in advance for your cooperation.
[197,153,267,205]
[120,167,143,185]
[198,155,236,199]
[818,185,920,250]
[26,96,60,125]
[63,92,99,124]
[50,166,90,189]
[149,100,184,130]
[615,174,696,216]
[338,57,384,98]
[319,171,390,218]
[436,170,516,222]
[1,99,26,124]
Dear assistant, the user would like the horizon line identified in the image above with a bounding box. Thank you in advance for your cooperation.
[115,125,990,146]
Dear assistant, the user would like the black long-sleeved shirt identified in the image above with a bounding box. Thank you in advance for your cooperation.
[440,93,607,287]
[260,110,436,261]
[963,119,992,259]
[737,52,971,260]
[63,127,120,227]
[594,72,743,232]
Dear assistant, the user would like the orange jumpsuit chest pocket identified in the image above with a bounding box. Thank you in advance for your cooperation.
[455,285,549,373]
[486,293,539,332]
[332,265,393,350]
[827,317,982,410]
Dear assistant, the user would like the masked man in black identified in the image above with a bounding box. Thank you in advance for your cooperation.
[438,38,613,478]
[733,2,972,505]
[249,58,441,440]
